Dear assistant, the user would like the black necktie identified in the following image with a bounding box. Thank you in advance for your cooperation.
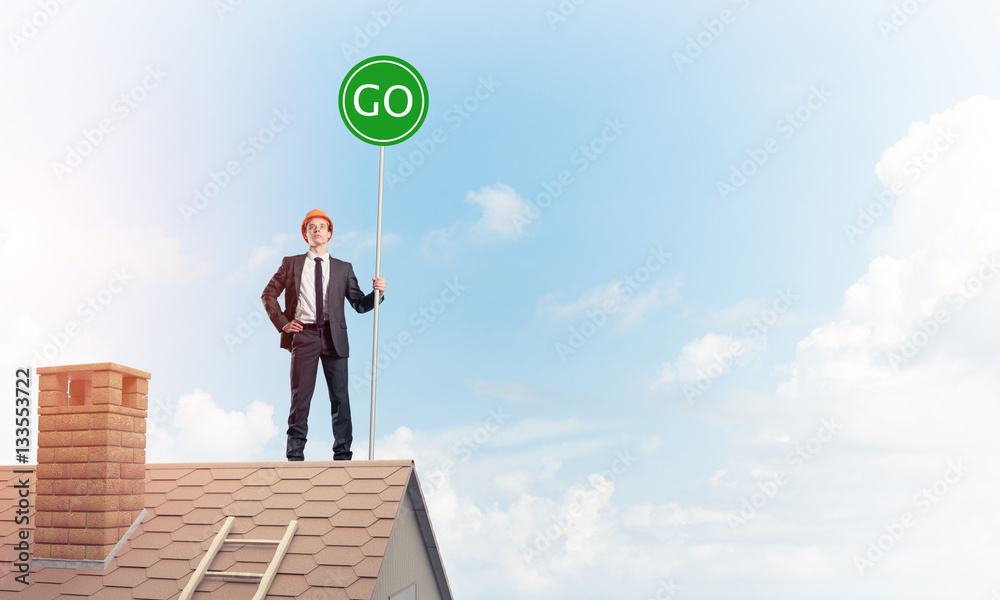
[314,257,324,325]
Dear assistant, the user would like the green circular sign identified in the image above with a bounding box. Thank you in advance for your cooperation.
[339,56,429,146]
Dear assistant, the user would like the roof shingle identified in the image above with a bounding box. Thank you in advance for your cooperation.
[5,460,414,599]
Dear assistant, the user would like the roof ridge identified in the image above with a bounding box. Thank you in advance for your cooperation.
[143,459,415,468]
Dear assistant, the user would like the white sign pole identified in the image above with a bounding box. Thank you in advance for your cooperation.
[368,145,384,461]
[340,56,427,462]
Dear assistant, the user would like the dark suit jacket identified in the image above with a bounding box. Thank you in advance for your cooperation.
[261,254,384,355]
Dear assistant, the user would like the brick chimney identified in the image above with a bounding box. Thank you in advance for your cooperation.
[34,362,150,565]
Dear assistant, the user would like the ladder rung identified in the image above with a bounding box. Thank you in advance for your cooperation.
[223,538,281,545]
[206,570,265,580]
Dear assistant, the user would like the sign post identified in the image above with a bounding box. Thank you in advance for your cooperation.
[338,56,428,460]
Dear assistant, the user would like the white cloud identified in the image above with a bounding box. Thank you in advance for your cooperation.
[229,232,288,284]
[699,292,798,333]
[785,96,1000,396]
[228,231,401,281]
[380,418,610,474]
[377,422,705,599]
[639,435,662,455]
[376,416,617,512]
[331,230,402,261]
[422,184,531,252]
[422,225,459,254]
[655,332,763,387]
[466,379,565,403]
[466,184,531,240]
[0,204,209,378]
[701,297,769,330]
[660,290,798,393]
[539,278,680,332]
[539,282,624,321]
[146,389,280,462]
[0,213,208,291]
[716,96,1000,591]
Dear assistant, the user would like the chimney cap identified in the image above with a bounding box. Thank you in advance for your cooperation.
[37,362,151,379]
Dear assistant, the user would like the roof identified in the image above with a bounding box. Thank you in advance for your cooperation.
[0,460,449,600]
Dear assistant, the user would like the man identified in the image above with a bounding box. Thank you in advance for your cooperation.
[262,209,386,461]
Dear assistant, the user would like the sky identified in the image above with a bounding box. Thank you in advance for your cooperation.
[2,0,1000,598]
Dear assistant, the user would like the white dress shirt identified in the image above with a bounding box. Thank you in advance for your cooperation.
[294,251,331,324]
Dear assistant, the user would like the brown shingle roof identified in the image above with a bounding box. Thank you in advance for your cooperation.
[0,460,415,599]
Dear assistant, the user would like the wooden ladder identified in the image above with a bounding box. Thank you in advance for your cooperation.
[179,516,299,600]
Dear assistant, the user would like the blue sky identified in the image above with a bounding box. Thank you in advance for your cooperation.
[3,1,1000,598]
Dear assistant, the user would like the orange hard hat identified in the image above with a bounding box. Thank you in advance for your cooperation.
[301,209,333,242]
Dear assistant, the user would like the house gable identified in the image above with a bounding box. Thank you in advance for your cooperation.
[371,472,452,600]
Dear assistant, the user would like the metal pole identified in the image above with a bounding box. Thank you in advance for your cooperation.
[369,145,384,461]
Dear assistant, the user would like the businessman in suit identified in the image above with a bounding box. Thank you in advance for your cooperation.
[262,209,386,461]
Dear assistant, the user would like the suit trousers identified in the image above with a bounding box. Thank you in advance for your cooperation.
[286,325,353,460]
